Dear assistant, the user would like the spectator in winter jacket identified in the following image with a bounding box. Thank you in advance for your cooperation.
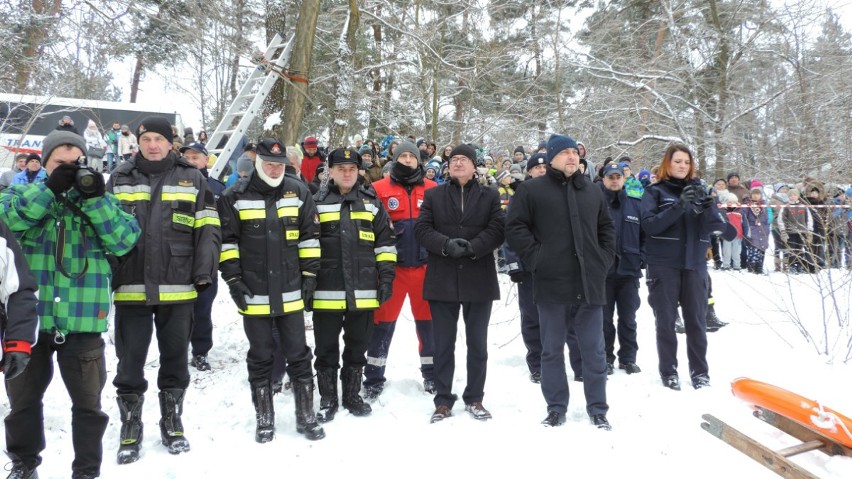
[777,188,814,273]
[361,145,383,183]
[107,116,221,462]
[415,143,504,424]
[300,137,325,183]
[83,119,107,168]
[637,169,651,188]
[726,173,750,202]
[743,187,770,274]
[1,129,141,479]
[56,115,79,134]
[117,124,137,162]
[12,154,47,185]
[103,121,121,172]
[513,146,526,164]
[721,196,747,270]
[506,134,615,429]
[0,153,28,190]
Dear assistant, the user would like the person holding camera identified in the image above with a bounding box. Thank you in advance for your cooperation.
[640,144,735,392]
[106,116,220,463]
[0,130,141,479]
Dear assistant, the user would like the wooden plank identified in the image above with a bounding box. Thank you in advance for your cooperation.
[755,407,852,458]
[701,414,821,479]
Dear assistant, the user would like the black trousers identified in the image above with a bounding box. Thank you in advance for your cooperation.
[602,275,641,364]
[113,303,193,395]
[429,301,491,408]
[5,332,108,476]
[243,313,312,387]
[646,265,709,380]
[517,274,542,374]
[190,280,218,356]
[312,310,374,370]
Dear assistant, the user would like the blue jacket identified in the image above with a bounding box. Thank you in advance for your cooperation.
[641,179,735,271]
[12,169,47,185]
[602,185,644,278]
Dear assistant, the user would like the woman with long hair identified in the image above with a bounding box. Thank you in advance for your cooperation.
[640,144,735,391]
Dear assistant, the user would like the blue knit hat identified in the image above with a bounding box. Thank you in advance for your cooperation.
[546,134,579,164]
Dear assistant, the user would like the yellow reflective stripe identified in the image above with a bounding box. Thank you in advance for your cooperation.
[220,249,239,263]
[350,211,374,221]
[355,299,380,309]
[299,248,321,258]
[239,209,266,220]
[283,298,305,313]
[313,300,347,310]
[277,206,299,218]
[162,192,197,202]
[243,304,271,315]
[195,216,221,227]
[114,292,146,301]
[319,212,341,223]
[159,290,198,301]
[359,231,375,242]
[115,192,151,202]
[376,252,397,262]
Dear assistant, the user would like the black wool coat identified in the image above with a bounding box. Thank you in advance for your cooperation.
[505,167,616,305]
[414,177,505,302]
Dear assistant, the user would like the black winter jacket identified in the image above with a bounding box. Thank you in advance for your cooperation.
[601,185,644,278]
[415,177,505,303]
[505,167,615,305]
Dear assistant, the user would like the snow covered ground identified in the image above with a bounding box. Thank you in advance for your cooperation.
[2,268,851,479]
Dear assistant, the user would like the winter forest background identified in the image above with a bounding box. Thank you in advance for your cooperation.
[2,0,852,182]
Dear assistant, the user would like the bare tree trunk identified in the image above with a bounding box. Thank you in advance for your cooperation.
[708,0,730,179]
[229,0,246,101]
[451,8,470,144]
[130,52,144,103]
[367,4,383,139]
[15,0,62,92]
[265,0,289,134]
[279,0,320,145]
[328,0,360,148]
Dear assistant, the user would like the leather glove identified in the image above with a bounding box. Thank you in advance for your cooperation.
[444,238,473,258]
[509,271,525,283]
[45,163,78,196]
[78,170,106,199]
[226,276,253,311]
[694,195,715,212]
[2,340,32,381]
[301,276,317,312]
[378,283,393,304]
[679,185,702,207]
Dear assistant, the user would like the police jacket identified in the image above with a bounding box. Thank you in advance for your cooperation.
[372,170,436,267]
[415,177,505,303]
[0,218,39,346]
[218,172,320,316]
[640,178,735,271]
[505,167,615,305]
[107,152,221,305]
[313,181,396,311]
[601,185,644,279]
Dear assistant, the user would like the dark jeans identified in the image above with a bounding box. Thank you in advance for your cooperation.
[243,314,312,387]
[541,303,608,416]
[113,303,193,395]
[429,301,491,408]
[190,280,218,356]
[312,310,374,370]
[602,275,641,364]
[5,333,108,476]
[646,264,709,380]
[517,274,542,374]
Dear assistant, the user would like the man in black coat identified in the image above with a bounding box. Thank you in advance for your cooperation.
[414,143,505,424]
[505,134,616,430]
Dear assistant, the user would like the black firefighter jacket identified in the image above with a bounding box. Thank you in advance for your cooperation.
[505,167,616,305]
[217,172,320,316]
[107,152,221,305]
[313,182,396,311]
[414,177,505,303]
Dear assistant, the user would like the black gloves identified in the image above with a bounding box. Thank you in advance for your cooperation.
[510,271,525,283]
[378,283,393,304]
[679,185,702,209]
[2,352,30,380]
[302,276,317,312]
[444,238,473,258]
[195,280,211,293]
[694,195,715,213]
[79,171,106,199]
[45,163,78,197]
[226,276,253,311]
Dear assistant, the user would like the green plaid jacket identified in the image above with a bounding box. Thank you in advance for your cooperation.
[0,183,141,334]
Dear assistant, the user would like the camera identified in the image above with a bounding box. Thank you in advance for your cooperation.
[75,156,100,196]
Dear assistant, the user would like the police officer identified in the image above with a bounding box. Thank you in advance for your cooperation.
[505,134,615,429]
[364,141,437,399]
[218,137,325,442]
[312,147,396,423]
[640,144,735,391]
[106,116,221,463]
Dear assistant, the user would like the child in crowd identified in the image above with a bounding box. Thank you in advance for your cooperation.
[721,196,748,270]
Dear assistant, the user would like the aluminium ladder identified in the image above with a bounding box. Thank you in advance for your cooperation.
[207,33,294,180]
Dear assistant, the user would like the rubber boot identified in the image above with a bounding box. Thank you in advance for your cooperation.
[116,394,144,465]
[341,366,371,417]
[293,378,326,440]
[158,389,190,454]
[252,382,275,443]
[316,369,338,423]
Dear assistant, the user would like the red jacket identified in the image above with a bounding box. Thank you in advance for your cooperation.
[300,152,324,183]
[372,176,437,267]
[726,210,744,239]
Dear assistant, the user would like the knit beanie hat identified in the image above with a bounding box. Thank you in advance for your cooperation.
[448,144,477,163]
[236,155,254,175]
[136,116,174,143]
[495,170,511,183]
[546,134,579,164]
[394,141,420,161]
[41,130,87,162]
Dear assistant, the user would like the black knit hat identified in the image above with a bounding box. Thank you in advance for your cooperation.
[448,143,477,162]
[136,116,174,143]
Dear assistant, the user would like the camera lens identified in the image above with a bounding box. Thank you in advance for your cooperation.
[75,168,98,195]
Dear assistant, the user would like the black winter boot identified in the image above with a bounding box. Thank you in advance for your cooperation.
[341,366,371,417]
[116,394,144,465]
[158,389,190,454]
[705,304,727,332]
[316,369,339,423]
[293,378,326,441]
[4,453,38,479]
[251,382,275,443]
